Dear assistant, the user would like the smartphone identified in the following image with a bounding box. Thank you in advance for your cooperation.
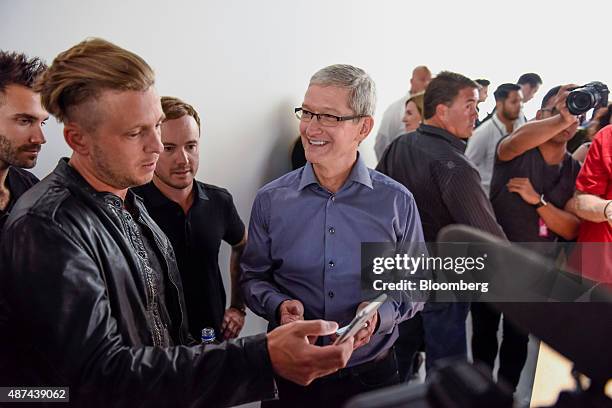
[333,294,387,345]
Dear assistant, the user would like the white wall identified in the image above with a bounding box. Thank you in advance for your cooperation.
[2,0,611,339]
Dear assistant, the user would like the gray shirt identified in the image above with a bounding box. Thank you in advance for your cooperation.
[466,114,511,196]
[374,94,410,161]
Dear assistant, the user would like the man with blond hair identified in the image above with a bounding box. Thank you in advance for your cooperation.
[0,38,354,407]
[134,96,247,342]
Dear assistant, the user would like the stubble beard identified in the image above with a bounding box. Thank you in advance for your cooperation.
[0,132,36,169]
[91,142,146,189]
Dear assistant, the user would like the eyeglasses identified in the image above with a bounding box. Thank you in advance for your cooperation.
[540,107,559,115]
[295,107,366,127]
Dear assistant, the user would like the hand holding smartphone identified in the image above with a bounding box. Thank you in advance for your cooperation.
[333,294,387,345]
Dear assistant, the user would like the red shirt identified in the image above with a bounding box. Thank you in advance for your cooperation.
[573,125,612,282]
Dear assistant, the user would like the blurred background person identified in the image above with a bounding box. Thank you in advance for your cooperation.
[374,65,431,160]
[570,103,612,163]
[474,78,490,128]
[517,73,543,105]
[401,91,424,133]
[466,83,522,195]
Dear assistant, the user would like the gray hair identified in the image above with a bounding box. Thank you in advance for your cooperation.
[309,64,376,116]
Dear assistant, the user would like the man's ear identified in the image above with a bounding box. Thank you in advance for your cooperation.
[535,109,543,121]
[64,122,90,155]
[435,104,448,123]
[357,116,374,143]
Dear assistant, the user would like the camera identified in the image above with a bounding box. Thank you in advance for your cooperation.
[566,81,609,115]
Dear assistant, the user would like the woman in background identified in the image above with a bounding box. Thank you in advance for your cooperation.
[401,91,425,133]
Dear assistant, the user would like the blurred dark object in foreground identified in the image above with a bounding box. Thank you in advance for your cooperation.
[346,225,611,408]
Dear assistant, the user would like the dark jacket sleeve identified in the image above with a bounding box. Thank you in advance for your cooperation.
[1,214,276,408]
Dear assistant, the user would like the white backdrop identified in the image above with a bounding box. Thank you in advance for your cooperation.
[2,0,611,340]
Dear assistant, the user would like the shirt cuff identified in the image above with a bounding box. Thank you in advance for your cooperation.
[375,301,395,335]
[266,293,293,324]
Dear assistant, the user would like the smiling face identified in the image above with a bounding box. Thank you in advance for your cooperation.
[299,84,372,173]
[70,87,164,191]
[154,114,200,190]
[0,84,48,169]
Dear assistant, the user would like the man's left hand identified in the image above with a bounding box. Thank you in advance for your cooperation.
[221,307,246,339]
[507,177,540,205]
[352,301,378,350]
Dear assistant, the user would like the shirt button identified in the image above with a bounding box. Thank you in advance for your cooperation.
[329,261,335,268]
[328,290,335,298]
[328,227,335,234]
[331,195,336,202]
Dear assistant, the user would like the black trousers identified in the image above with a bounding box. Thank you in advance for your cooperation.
[471,302,529,391]
[395,312,424,382]
[395,302,470,381]
[262,348,399,408]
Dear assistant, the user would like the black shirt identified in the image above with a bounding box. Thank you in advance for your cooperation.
[490,144,580,254]
[376,124,505,242]
[133,180,245,340]
[0,167,39,232]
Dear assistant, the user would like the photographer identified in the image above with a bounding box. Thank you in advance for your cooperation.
[472,85,582,393]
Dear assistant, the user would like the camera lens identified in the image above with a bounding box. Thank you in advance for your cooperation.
[567,90,595,115]
[566,82,609,116]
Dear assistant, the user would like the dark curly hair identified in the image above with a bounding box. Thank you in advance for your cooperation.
[0,51,47,97]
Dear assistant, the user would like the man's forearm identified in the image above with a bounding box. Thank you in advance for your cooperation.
[570,192,611,223]
[538,203,580,240]
[230,244,246,307]
[498,115,570,161]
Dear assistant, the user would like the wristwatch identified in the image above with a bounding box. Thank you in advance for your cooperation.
[535,194,548,208]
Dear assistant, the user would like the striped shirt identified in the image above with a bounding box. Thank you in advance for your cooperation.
[376,124,506,241]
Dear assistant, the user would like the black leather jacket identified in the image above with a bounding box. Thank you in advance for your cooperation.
[0,159,276,407]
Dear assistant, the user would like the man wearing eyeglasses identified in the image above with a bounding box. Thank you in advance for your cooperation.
[241,64,425,407]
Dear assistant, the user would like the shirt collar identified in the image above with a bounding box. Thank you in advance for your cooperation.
[418,124,467,153]
[491,114,508,134]
[138,180,208,208]
[193,180,209,201]
[298,153,373,191]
